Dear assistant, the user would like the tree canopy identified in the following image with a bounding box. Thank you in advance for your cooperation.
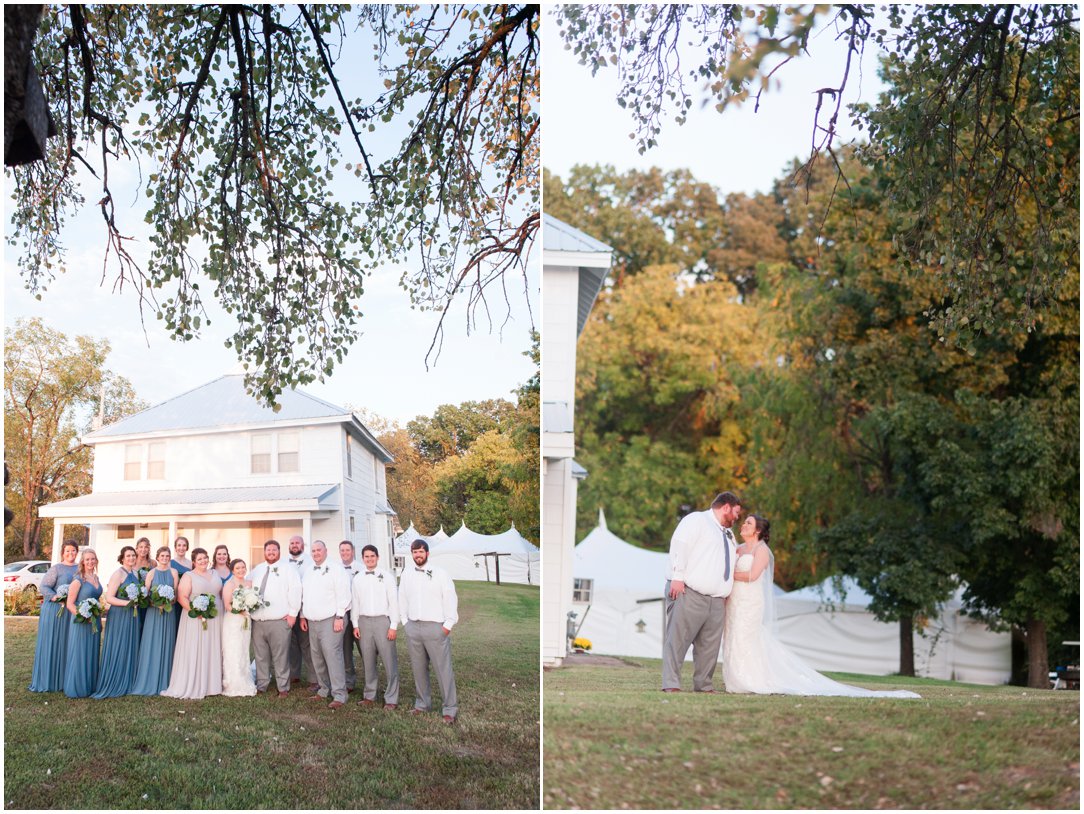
[8,4,539,405]
[555,4,1079,341]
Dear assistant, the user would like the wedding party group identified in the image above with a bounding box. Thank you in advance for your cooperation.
[27,534,462,722]
[664,491,919,699]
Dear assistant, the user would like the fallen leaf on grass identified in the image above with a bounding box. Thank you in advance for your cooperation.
[820,776,833,787]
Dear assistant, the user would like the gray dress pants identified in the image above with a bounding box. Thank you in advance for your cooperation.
[252,618,292,693]
[405,620,457,717]
[662,581,726,692]
[290,616,315,682]
[342,615,361,690]
[358,614,399,704]
[307,617,348,703]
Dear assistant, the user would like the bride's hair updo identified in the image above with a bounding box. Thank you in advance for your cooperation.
[751,515,771,544]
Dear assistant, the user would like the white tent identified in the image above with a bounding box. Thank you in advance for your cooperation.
[393,524,452,575]
[570,510,1012,684]
[775,578,1012,684]
[427,523,540,585]
[570,510,671,659]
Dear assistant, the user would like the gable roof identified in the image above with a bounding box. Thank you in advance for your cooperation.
[542,212,613,253]
[542,214,613,336]
[85,375,393,462]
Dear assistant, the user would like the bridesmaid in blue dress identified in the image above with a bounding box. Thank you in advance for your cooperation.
[211,545,233,586]
[134,537,155,633]
[63,549,104,698]
[171,536,193,633]
[91,546,142,698]
[29,540,81,692]
[130,546,180,695]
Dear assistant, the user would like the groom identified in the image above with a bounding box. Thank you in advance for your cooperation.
[662,491,741,693]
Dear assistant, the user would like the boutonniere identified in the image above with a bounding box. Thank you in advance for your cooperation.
[425,569,433,580]
[272,566,279,575]
[377,573,384,583]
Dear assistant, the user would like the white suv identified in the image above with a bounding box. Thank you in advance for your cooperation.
[3,560,52,594]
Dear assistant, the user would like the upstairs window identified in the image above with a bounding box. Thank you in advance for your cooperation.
[147,441,166,480]
[278,432,299,473]
[251,435,272,474]
[124,445,142,480]
[345,433,353,479]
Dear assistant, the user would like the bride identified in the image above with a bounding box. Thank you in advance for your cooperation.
[221,558,258,697]
[722,515,920,698]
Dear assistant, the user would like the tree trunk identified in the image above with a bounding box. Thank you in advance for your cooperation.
[899,613,915,676]
[1025,616,1049,689]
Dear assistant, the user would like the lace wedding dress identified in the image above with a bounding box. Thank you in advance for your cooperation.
[722,549,920,698]
[221,607,257,697]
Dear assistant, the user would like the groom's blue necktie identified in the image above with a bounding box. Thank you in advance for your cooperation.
[722,527,732,581]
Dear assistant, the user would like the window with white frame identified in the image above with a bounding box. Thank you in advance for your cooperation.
[348,511,356,533]
[277,432,300,473]
[124,445,142,480]
[251,435,272,474]
[147,441,166,479]
[346,433,353,479]
[393,555,405,571]
[572,578,594,603]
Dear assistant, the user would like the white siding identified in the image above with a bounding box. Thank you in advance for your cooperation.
[91,424,344,492]
[542,457,578,665]
[542,262,581,418]
[341,429,384,549]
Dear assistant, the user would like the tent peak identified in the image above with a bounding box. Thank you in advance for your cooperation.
[598,507,607,529]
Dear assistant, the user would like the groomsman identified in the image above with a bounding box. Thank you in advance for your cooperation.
[285,534,317,688]
[249,540,302,698]
[400,539,458,723]
[351,543,400,710]
[337,540,363,692]
[300,540,351,709]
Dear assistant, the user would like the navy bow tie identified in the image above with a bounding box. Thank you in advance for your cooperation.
[365,571,376,576]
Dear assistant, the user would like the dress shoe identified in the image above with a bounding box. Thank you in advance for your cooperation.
[442,715,456,725]
[383,703,397,711]
[409,707,426,716]
[291,678,300,684]
[697,689,718,694]
[328,701,344,710]
[308,694,324,701]
[662,688,681,693]
[358,698,375,708]
[307,683,320,692]
[277,691,289,698]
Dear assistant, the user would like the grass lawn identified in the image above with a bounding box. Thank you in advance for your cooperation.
[544,657,1079,809]
[4,582,539,810]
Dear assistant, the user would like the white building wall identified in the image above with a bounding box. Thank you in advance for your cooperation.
[541,262,581,420]
[91,424,344,492]
[542,457,578,665]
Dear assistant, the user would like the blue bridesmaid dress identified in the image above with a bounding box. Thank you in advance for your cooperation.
[171,559,192,633]
[63,577,104,698]
[91,570,143,698]
[130,568,178,695]
[29,562,80,692]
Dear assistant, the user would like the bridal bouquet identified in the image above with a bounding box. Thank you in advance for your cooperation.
[150,584,176,613]
[74,597,104,632]
[52,584,70,619]
[230,586,268,630]
[188,593,218,630]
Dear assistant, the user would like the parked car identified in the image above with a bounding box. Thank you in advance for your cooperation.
[3,560,52,594]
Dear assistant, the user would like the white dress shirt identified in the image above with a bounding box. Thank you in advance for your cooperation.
[301,561,351,621]
[339,558,363,579]
[285,553,313,571]
[667,509,736,598]
[351,567,399,634]
[248,560,302,620]
[399,562,458,630]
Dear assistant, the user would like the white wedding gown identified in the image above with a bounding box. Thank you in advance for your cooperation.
[722,551,920,698]
[221,611,257,697]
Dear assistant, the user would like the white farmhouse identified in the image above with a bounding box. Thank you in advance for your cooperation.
[39,375,396,568]
[541,214,612,666]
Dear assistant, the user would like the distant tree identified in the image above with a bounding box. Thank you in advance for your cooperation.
[407,399,516,465]
[8,4,539,405]
[4,318,145,558]
[375,424,439,536]
[555,4,1079,337]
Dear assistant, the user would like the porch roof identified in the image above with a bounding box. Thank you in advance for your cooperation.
[39,483,340,519]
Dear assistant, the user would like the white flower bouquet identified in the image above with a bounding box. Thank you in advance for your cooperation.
[188,592,218,630]
[122,582,142,617]
[74,597,104,632]
[231,586,268,629]
[53,584,70,618]
[150,583,176,613]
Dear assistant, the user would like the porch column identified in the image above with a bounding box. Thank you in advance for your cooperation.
[168,519,178,547]
[50,522,64,563]
[302,515,312,544]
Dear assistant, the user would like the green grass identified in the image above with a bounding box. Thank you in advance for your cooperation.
[544,657,1079,809]
[4,582,539,809]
